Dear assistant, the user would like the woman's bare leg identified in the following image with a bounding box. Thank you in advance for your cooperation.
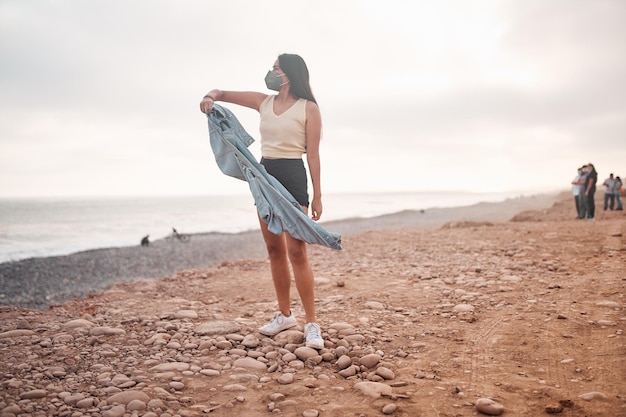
[286,233,316,323]
[258,215,292,317]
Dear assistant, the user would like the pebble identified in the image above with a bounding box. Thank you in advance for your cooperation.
[169,381,185,390]
[90,326,126,336]
[336,355,352,369]
[364,301,386,310]
[63,318,95,330]
[452,303,474,312]
[338,365,358,378]
[0,329,36,338]
[359,353,382,368]
[194,320,241,335]
[354,381,393,399]
[294,346,319,360]
[595,301,621,308]
[108,390,150,405]
[545,403,563,413]
[103,405,126,417]
[223,384,247,391]
[475,398,504,415]
[149,362,190,372]
[277,373,295,384]
[500,275,522,283]
[19,389,47,399]
[578,391,608,401]
[376,366,395,380]
[233,357,267,372]
[175,309,198,319]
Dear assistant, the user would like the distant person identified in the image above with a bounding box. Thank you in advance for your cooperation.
[140,235,150,247]
[571,166,587,219]
[584,163,598,220]
[614,176,623,211]
[602,173,616,211]
[199,53,325,349]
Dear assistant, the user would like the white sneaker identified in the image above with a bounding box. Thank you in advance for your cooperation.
[258,312,297,336]
[304,322,324,349]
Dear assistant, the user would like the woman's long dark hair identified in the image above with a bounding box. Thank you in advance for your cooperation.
[278,53,317,104]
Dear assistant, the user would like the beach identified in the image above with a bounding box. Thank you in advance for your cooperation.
[0,191,624,416]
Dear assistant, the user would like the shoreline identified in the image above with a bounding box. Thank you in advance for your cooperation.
[0,190,560,264]
[0,191,565,310]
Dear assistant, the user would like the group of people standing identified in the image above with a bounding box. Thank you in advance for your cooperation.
[571,163,623,220]
[601,173,624,211]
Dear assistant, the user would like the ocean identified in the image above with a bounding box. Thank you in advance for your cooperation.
[0,191,528,263]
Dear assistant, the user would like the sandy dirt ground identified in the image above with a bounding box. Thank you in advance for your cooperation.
[1,192,624,416]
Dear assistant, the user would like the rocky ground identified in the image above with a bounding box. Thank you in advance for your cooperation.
[0,193,624,416]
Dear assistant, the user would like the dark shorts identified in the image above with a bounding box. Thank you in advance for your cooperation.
[261,158,309,207]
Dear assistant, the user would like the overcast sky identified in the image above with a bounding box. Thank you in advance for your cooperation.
[1,0,625,198]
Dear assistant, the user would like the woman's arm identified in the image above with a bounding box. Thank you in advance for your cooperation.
[200,90,268,113]
[305,101,323,221]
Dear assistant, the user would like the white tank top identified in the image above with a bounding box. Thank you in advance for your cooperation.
[259,95,307,158]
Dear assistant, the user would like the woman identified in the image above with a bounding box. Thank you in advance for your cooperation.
[584,163,598,220]
[614,176,623,210]
[199,54,324,349]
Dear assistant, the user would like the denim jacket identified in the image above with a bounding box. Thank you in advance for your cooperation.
[206,104,342,250]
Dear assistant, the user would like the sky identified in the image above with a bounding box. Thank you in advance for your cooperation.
[1,0,625,198]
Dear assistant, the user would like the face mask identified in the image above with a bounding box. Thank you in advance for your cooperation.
[265,70,286,91]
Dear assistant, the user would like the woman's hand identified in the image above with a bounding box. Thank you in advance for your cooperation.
[200,95,215,114]
[310,197,323,221]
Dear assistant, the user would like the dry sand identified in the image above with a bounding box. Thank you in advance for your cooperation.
[1,191,624,416]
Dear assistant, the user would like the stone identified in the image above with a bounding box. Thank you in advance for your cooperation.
[169,381,185,390]
[149,362,190,372]
[223,384,247,391]
[594,301,621,308]
[269,393,286,402]
[277,373,294,384]
[545,403,563,413]
[359,353,382,368]
[578,391,608,401]
[0,329,35,338]
[354,381,393,399]
[475,398,504,415]
[63,393,85,405]
[376,367,395,380]
[174,309,198,319]
[19,389,47,399]
[102,405,126,417]
[338,365,358,378]
[294,346,319,360]
[274,330,304,345]
[194,320,240,335]
[452,303,474,312]
[336,355,352,370]
[76,397,95,408]
[107,390,150,405]
[364,301,386,310]
[90,326,126,336]
[233,357,267,372]
[500,275,521,282]
[63,319,95,330]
